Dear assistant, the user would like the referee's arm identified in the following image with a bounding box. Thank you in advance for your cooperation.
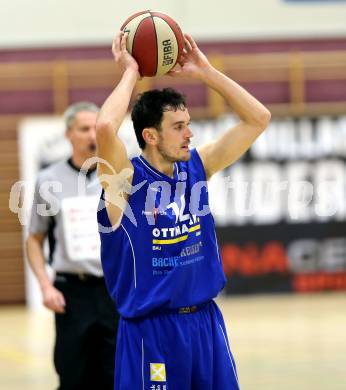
[26,174,65,313]
[26,233,66,313]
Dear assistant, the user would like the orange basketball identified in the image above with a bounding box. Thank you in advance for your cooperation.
[121,10,184,77]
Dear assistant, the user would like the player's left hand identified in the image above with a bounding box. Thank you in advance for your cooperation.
[167,34,211,79]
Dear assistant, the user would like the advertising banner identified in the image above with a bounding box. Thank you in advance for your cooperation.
[206,116,346,293]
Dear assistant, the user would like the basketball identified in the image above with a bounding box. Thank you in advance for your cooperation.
[121,10,184,77]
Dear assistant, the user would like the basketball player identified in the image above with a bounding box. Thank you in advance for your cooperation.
[96,32,271,389]
[26,102,119,390]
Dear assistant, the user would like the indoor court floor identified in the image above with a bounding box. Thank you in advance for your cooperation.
[0,292,345,389]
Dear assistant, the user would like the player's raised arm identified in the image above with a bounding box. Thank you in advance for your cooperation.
[96,31,140,179]
[169,34,271,179]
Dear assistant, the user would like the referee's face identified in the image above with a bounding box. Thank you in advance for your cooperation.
[66,111,98,160]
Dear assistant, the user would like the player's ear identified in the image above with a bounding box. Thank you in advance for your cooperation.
[142,128,158,146]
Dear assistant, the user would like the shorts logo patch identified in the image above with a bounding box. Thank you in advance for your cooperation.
[150,363,166,382]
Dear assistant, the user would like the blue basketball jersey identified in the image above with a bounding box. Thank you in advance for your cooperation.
[98,148,226,318]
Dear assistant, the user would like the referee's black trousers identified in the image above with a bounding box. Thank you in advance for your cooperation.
[54,274,119,390]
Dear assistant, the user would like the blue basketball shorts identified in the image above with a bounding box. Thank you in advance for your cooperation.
[114,300,240,389]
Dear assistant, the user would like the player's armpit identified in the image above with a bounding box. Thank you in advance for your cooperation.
[103,197,125,230]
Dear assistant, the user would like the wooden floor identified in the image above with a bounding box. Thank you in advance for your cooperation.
[0,293,345,389]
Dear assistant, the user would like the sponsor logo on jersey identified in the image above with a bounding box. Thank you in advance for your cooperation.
[152,256,179,268]
[152,242,203,270]
[142,208,167,224]
[180,241,203,257]
[150,363,166,382]
[151,214,200,244]
[150,385,167,390]
[153,208,159,223]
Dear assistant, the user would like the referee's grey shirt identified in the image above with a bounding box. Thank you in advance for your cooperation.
[29,159,103,276]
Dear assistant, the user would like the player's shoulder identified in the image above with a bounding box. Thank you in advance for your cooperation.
[130,155,155,182]
[184,148,207,181]
[189,147,203,163]
[130,155,141,167]
[185,148,205,171]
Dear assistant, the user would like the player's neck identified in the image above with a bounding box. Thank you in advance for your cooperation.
[141,150,174,178]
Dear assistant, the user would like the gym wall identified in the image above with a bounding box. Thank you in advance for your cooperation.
[1,0,345,48]
[1,0,346,303]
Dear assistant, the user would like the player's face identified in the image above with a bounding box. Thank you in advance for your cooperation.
[157,108,193,162]
[66,111,98,159]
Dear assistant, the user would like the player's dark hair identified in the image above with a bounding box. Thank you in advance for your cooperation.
[131,88,186,150]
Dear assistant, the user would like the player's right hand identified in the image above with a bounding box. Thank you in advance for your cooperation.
[41,284,66,313]
[168,34,211,80]
[112,31,140,77]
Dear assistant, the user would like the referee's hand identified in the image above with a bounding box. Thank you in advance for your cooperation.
[42,284,66,313]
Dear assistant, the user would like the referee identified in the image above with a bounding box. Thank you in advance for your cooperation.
[26,102,119,390]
